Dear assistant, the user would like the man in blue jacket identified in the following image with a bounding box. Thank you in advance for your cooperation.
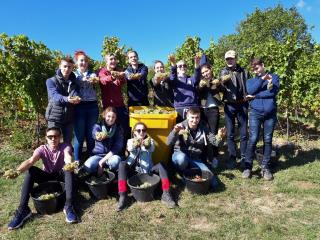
[45,56,80,143]
[125,50,149,106]
[242,58,280,180]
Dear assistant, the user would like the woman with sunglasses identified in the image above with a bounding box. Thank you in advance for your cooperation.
[7,127,78,230]
[168,54,201,123]
[73,50,99,163]
[242,58,280,181]
[82,107,123,176]
[117,122,176,211]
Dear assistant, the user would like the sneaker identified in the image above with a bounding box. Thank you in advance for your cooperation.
[242,169,252,179]
[261,168,273,181]
[8,206,32,230]
[63,206,78,223]
[116,193,128,212]
[161,191,176,208]
[211,158,219,169]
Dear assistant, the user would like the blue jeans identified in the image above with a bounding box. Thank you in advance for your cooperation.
[224,103,248,160]
[73,102,99,161]
[84,154,121,173]
[172,151,215,187]
[245,111,277,169]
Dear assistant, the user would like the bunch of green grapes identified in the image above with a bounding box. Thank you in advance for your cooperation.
[133,139,142,148]
[179,129,189,141]
[95,131,107,140]
[138,182,152,188]
[199,79,209,88]
[63,162,79,172]
[221,74,232,83]
[130,73,142,80]
[37,192,59,201]
[143,137,151,149]
[3,169,20,179]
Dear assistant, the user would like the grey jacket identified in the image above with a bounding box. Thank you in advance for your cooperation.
[167,120,213,161]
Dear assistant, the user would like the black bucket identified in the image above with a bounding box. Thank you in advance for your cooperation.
[85,171,115,200]
[30,181,65,215]
[127,173,160,202]
[183,168,213,195]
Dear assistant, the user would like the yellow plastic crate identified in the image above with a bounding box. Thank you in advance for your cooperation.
[129,106,177,164]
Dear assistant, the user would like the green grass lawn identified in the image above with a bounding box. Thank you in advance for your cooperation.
[0,134,320,240]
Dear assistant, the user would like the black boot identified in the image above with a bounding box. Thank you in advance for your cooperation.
[116,192,128,212]
[161,191,176,208]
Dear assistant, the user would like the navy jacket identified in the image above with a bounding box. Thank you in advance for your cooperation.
[246,73,280,116]
[169,66,201,109]
[91,122,124,156]
[125,64,149,103]
[45,70,78,124]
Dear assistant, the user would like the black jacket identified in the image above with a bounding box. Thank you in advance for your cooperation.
[220,64,249,103]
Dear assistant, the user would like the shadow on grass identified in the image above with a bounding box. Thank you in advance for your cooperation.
[273,143,320,172]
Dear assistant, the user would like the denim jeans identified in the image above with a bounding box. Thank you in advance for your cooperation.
[224,103,248,160]
[115,106,129,138]
[84,154,121,173]
[172,151,215,187]
[245,111,277,169]
[73,102,99,161]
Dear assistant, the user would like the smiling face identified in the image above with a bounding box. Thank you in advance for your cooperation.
[187,112,200,129]
[252,63,265,76]
[76,54,88,73]
[104,111,117,126]
[133,123,147,140]
[105,54,117,70]
[225,57,237,68]
[177,60,187,77]
[46,129,61,148]
[154,61,165,74]
[59,60,74,79]
[201,66,212,80]
[128,51,138,66]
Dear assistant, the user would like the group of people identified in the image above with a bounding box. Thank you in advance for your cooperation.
[6,49,279,230]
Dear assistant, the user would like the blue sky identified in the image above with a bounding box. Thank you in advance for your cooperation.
[1,0,319,66]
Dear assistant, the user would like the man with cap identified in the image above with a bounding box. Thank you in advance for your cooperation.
[219,50,249,169]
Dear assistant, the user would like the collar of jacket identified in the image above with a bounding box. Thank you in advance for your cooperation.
[226,64,242,72]
[55,69,76,84]
[127,63,144,72]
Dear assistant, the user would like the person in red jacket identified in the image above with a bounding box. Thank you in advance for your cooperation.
[98,53,129,137]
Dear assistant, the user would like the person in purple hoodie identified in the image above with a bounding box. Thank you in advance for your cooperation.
[242,58,280,181]
[168,54,201,122]
[7,127,78,230]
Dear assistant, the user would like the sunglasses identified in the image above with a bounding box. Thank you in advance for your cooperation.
[177,64,187,68]
[46,135,60,140]
[135,129,146,133]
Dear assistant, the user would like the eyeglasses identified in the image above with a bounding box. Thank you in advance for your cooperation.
[135,129,146,133]
[177,64,187,68]
[46,135,60,140]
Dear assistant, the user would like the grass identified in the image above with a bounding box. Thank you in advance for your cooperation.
[0,132,319,240]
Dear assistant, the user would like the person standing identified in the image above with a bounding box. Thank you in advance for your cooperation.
[125,50,149,107]
[99,53,129,135]
[73,51,99,162]
[151,60,174,107]
[220,50,249,169]
[242,58,279,180]
[168,54,201,122]
[45,56,80,144]
[198,63,222,168]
